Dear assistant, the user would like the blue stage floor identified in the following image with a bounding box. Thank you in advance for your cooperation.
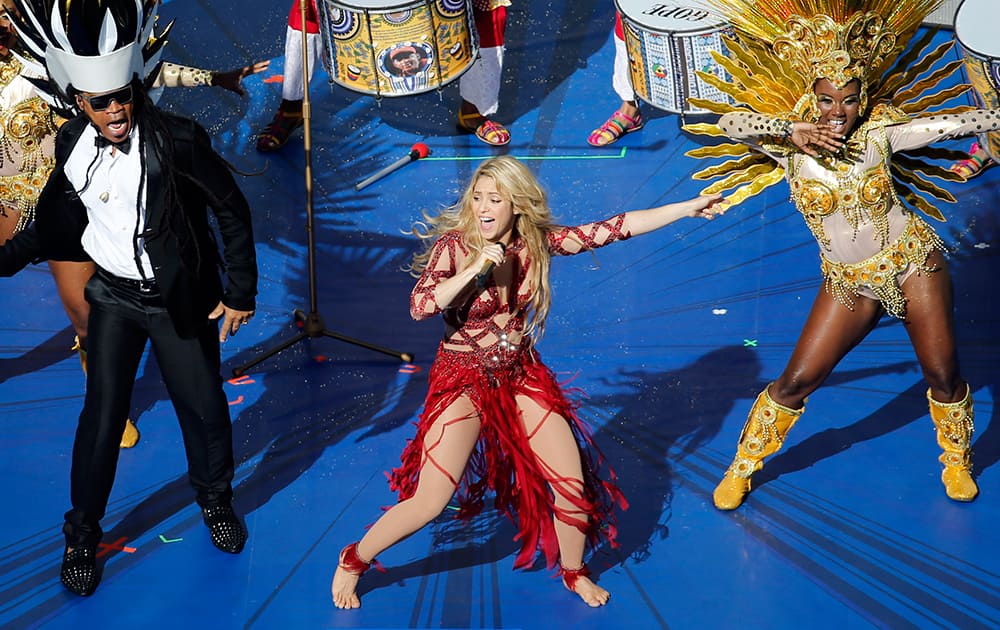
[1,1,999,628]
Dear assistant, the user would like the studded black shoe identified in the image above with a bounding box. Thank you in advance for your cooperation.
[201,504,247,554]
[60,546,99,596]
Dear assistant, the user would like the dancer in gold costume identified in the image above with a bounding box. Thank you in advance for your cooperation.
[0,0,54,245]
[684,0,996,508]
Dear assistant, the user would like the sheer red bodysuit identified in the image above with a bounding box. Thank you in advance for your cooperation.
[393,215,631,569]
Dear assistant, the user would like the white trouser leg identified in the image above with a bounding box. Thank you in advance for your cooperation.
[282,26,323,101]
[459,45,504,116]
[611,35,635,103]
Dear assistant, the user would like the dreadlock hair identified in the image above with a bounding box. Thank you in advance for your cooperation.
[136,79,263,277]
[133,78,202,270]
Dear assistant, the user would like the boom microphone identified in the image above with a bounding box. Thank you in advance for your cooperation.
[354,142,431,191]
[476,243,506,289]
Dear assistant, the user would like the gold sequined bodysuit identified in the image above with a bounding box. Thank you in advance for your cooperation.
[719,107,1000,317]
[0,56,57,231]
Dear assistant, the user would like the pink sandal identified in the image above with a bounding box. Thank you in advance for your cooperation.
[588,109,644,147]
[949,141,994,179]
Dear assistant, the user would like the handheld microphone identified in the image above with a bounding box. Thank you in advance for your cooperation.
[354,142,430,191]
[475,243,506,289]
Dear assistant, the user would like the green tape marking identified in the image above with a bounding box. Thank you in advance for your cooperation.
[422,147,628,162]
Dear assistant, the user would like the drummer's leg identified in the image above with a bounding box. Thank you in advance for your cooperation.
[256,1,321,152]
[588,12,642,147]
[611,14,638,117]
[282,0,322,104]
[458,4,510,146]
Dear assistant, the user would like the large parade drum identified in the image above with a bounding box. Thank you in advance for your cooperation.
[615,0,733,115]
[955,0,1000,161]
[318,0,478,97]
[923,0,961,28]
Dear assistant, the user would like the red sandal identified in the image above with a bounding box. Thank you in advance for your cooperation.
[256,108,304,153]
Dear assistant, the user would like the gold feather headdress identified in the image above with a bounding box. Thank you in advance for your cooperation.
[685,0,974,220]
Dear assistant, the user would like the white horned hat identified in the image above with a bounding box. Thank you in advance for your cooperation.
[10,0,172,114]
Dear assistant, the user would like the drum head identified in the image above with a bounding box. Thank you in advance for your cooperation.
[614,0,725,34]
[956,0,998,57]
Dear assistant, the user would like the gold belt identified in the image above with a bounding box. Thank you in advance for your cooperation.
[819,214,943,319]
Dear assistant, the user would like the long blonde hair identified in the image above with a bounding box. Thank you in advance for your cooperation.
[408,156,556,340]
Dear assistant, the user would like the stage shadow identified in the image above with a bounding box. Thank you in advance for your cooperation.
[352,345,764,594]
[0,202,437,629]
[586,346,762,576]
[330,347,922,596]
[0,325,75,384]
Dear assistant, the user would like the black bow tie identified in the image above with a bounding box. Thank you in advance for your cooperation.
[95,134,132,155]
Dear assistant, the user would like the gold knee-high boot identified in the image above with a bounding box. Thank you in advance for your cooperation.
[73,336,140,449]
[713,385,804,510]
[927,385,977,502]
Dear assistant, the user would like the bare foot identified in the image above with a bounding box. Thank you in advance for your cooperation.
[564,575,610,607]
[331,564,361,609]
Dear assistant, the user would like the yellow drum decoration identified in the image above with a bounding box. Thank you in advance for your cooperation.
[318,0,478,97]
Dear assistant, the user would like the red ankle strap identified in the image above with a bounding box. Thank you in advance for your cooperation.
[340,543,371,575]
[339,542,385,575]
[559,564,592,591]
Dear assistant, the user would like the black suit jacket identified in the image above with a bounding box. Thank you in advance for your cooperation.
[0,224,41,277]
[33,111,257,339]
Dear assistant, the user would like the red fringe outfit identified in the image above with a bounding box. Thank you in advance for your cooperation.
[393,215,631,570]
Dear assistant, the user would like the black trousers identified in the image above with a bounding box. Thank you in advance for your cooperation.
[63,270,235,548]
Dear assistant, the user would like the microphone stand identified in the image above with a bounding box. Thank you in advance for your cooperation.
[233,0,413,376]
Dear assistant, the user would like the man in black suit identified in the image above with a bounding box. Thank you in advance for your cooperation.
[11,0,257,596]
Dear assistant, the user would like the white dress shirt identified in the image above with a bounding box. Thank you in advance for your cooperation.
[64,122,153,280]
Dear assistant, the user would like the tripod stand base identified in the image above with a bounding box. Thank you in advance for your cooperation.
[232,309,414,377]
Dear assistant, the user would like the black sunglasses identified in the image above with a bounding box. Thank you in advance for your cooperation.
[81,85,133,111]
